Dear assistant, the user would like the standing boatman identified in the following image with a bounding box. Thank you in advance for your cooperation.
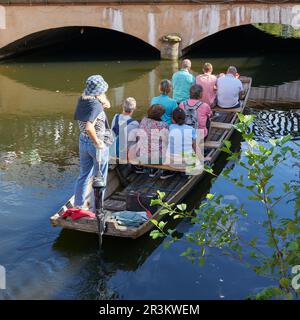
[73,75,114,211]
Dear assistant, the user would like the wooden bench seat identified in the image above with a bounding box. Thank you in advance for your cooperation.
[204,141,222,149]
[213,106,242,113]
[110,157,209,173]
[210,122,233,130]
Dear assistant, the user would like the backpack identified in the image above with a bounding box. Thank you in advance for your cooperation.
[112,114,135,157]
[183,101,203,129]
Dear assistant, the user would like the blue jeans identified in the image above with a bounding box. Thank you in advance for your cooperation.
[74,134,109,210]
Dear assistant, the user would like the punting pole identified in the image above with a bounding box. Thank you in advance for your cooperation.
[93,148,106,249]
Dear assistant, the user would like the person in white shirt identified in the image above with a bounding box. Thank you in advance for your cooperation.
[217,66,244,109]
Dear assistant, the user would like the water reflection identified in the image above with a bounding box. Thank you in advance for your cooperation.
[250,108,300,141]
[0,56,299,300]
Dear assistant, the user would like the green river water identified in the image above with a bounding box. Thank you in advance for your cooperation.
[0,51,299,299]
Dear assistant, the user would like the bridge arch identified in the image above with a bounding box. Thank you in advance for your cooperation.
[0,3,299,59]
[0,25,160,59]
[183,23,300,57]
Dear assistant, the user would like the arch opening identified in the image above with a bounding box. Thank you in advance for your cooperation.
[0,26,160,61]
[184,24,300,58]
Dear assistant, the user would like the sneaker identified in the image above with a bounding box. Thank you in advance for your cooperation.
[149,168,159,178]
[134,165,145,174]
[160,170,175,180]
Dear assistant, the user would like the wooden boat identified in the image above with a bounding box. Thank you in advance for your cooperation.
[50,76,252,239]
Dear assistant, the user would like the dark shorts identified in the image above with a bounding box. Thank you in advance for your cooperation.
[231,101,241,109]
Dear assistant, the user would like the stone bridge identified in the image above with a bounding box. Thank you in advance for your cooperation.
[0,1,300,59]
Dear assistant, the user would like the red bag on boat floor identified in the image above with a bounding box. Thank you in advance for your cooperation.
[62,208,96,220]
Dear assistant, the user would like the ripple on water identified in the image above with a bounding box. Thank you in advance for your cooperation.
[1,256,70,300]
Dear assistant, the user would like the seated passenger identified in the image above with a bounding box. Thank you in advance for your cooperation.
[179,84,212,139]
[216,66,244,109]
[165,108,196,169]
[196,62,217,107]
[135,104,169,176]
[111,97,139,161]
[151,79,177,125]
[172,59,195,104]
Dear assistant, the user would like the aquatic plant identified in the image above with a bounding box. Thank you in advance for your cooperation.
[150,114,300,300]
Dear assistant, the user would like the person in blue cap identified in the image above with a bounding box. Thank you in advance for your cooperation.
[74,75,114,210]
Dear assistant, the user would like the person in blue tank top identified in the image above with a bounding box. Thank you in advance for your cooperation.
[172,59,195,104]
[151,79,177,125]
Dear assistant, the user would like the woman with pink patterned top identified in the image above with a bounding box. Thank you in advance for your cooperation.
[137,104,169,170]
[196,63,217,107]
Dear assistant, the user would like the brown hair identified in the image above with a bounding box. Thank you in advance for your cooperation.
[172,107,186,125]
[147,104,165,121]
[159,79,172,95]
[203,62,213,73]
[190,84,203,99]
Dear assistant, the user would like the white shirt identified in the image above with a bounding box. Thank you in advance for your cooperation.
[217,74,243,108]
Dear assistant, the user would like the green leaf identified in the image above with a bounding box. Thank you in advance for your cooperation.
[285,293,293,300]
[244,115,254,125]
[224,140,231,149]
[159,208,170,215]
[249,237,258,247]
[157,190,166,199]
[150,199,161,206]
[206,193,214,200]
[204,165,214,175]
[279,278,290,290]
[163,240,173,250]
[181,247,192,257]
[150,230,164,239]
[288,241,299,251]
[220,146,231,154]
[266,185,275,194]
[177,203,187,211]
[150,219,158,226]
[200,247,205,257]
[167,229,176,235]
[198,257,206,267]
[269,139,277,147]
[248,140,259,149]
[158,221,167,229]
[248,195,262,201]
[287,222,300,235]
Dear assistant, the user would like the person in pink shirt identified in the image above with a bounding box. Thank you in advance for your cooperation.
[196,62,217,107]
[179,84,212,138]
